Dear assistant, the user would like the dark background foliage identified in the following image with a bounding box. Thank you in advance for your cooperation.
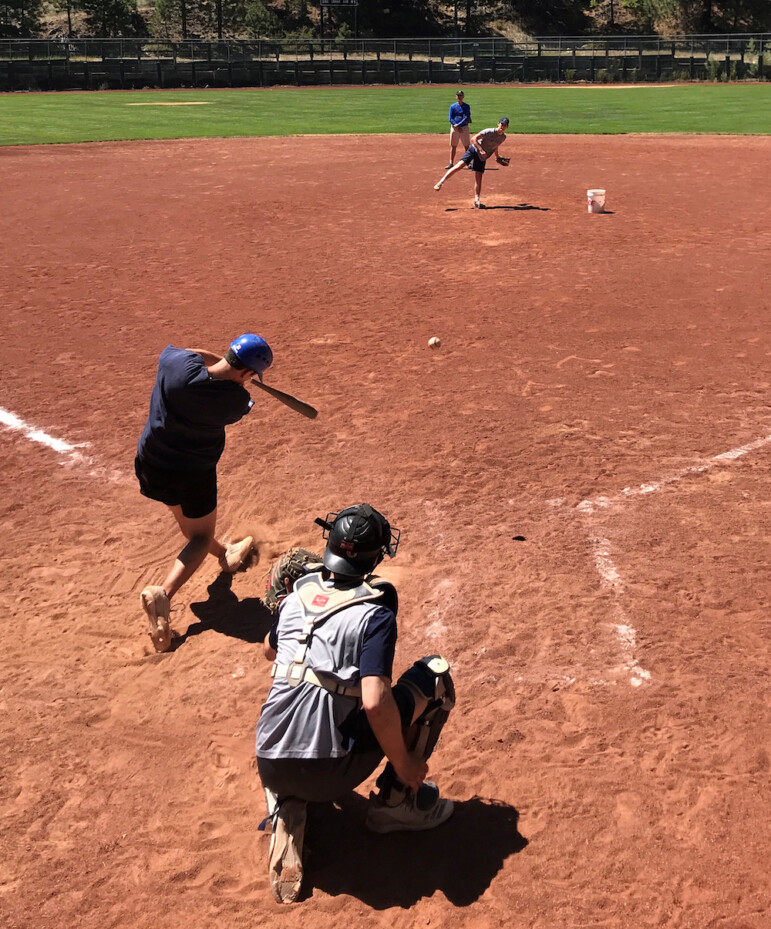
[1,0,768,43]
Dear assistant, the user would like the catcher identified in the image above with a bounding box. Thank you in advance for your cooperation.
[433,117,510,209]
[256,504,456,904]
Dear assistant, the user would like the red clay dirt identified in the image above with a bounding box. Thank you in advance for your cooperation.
[1,134,770,929]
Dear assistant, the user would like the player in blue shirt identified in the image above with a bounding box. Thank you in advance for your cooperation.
[135,333,272,652]
[447,89,472,169]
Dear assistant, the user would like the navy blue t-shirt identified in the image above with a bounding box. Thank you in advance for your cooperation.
[137,346,252,471]
[269,605,397,680]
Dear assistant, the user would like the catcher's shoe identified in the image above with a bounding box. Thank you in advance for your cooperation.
[365,782,454,834]
[141,585,172,653]
[218,536,254,574]
[269,797,307,904]
[433,181,443,191]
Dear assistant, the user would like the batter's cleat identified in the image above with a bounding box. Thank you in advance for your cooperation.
[269,798,307,904]
[141,585,172,653]
[433,181,443,191]
[219,536,254,574]
[445,162,454,169]
[365,782,454,834]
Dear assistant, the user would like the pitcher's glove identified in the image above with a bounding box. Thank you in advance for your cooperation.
[264,548,323,614]
[496,155,510,166]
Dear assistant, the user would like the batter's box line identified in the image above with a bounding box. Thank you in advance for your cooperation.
[568,432,771,689]
[0,405,128,483]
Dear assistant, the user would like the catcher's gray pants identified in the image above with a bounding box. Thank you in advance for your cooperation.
[256,684,415,804]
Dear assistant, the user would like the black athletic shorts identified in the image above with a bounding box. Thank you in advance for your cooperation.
[134,455,217,520]
[257,684,415,804]
[461,144,487,173]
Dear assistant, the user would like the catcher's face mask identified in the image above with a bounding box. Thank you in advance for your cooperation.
[315,504,400,577]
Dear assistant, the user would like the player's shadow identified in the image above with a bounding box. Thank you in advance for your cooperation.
[487,203,550,211]
[444,203,549,212]
[303,794,527,908]
[173,573,272,646]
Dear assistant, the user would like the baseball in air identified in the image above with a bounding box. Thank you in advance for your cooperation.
[428,337,441,348]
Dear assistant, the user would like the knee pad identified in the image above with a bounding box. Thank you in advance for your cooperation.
[397,656,455,763]
[374,658,455,806]
[397,655,456,710]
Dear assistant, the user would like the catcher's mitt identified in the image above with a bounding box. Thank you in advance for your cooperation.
[263,548,322,614]
[496,155,510,167]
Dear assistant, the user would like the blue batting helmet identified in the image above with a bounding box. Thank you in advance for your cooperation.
[229,333,273,381]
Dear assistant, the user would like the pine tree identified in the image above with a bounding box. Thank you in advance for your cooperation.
[77,0,137,35]
[2,0,45,35]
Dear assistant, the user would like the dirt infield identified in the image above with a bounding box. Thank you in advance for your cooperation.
[1,133,770,929]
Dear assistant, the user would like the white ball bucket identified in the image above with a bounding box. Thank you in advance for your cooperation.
[587,189,606,213]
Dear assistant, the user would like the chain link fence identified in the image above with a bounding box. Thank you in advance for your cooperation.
[1,34,768,91]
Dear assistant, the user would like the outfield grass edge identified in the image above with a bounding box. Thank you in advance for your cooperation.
[1,83,770,145]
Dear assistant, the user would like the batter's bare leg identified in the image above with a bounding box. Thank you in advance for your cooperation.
[163,506,220,598]
[169,506,254,576]
[140,507,216,651]
[141,506,253,652]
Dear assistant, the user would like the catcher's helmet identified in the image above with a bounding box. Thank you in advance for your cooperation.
[316,504,400,578]
[229,333,273,381]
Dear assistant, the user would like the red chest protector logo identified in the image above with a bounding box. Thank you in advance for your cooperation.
[312,594,329,607]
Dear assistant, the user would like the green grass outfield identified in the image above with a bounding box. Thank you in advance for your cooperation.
[1,84,770,145]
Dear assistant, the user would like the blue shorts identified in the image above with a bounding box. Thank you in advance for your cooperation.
[461,145,486,173]
[134,456,217,519]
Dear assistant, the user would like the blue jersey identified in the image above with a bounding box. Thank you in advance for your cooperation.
[449,101,471,128]
[137,345,252,471]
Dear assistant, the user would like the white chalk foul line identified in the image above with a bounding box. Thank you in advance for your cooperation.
[588,533,651,688]
[576,433,771,687]
[0,406,127,482]
[577,433,771,515]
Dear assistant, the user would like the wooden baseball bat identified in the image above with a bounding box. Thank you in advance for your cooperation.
[251,378,318,419]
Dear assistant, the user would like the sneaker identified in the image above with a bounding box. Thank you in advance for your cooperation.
[445,162,453,169]
[141,585,171,653]
[218,536,254,574]
[269,797,306,904]
[473,200,485,210]
[433,181,443,191]
[365,782,454,834]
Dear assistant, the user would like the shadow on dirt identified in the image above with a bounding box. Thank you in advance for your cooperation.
[304,794,528,907]
[486,203,551,211]
[175,573,272,646]
[444,203,550,212]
